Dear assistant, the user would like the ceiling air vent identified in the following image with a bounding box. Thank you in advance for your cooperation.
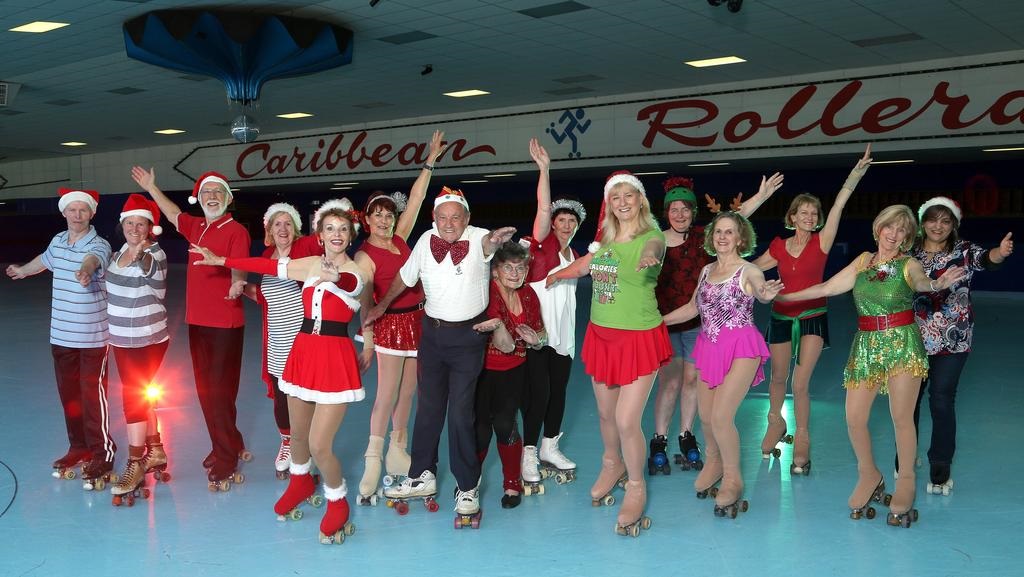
[0,82,22,107]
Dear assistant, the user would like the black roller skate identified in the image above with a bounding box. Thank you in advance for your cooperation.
[674,431,703,471]
[647,434,671,476]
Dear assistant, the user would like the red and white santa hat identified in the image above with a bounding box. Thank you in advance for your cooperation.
[313,198,361,233]
[263,202,303,232]
[918,196,962,223]
[120,193,163,235]
[588,171,647,254]
[188,171,232,205]
[57,187,100,213]
[434,186,469,212]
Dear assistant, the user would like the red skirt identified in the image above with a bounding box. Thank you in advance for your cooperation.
[280,332,365,404]
[582,322,672,387]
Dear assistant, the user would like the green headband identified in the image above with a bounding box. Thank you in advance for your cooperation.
[665,187,696,206]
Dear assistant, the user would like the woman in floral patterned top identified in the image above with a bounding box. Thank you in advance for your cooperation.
[910,196,1013,495]
[777,205,964,528]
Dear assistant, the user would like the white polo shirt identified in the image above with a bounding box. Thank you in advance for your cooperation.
[400,224,492,323]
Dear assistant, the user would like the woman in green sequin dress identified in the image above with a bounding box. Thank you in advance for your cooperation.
[777,205,963,527]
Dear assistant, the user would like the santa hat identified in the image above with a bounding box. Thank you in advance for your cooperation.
[313,198,361,233]
[263,202,303,232]
[434,186,470,212]
[588,171,646,254]
[189,171,232,205]
[58,188,100,213]
[120,193,163,235]
[663,176,697,209]
[918,196,962,223]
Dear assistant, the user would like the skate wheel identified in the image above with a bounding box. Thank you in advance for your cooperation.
[641,516,652,530]
[911,509,919,522]
[289,509,303,521]
[233,472,245,484]
[771,448,781,458]
[783,434,793,444]
[309,494,324,508]
[218,480,231,492]
[382,475,394,488]
[208,482,218,492]
[537,483,546,495]
[126,495,135,507]
[866,506,876,520]
[385,499,395,509]
[159,471,171,483]
[276,470,288,480]
[454,516,462,530]
[239,450,253,462]
[471,518,480,530]
[883,493,892,506]
[629,523,640,537]
[615,525,626,536]
[344,522,356,536]
[143,488,151,499]
[523,485,532,497]
[729,506,737,519]
[425,499,439,513]
[65,470,77,480]
[396,501,409,515]
[94,479,106,491]
[849,509,862,520]
[556,473,567,484]
[602,494,615,507]
[714,506,724,517]
[112,495,123,506]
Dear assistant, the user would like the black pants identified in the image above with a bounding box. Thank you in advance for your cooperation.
[410,317,487,491]
[270,375,290,432]
[913,352,969,466]
[522,346,572,446]
[475,364,525,450]
[52,344,115,462]
[188,324,245,470]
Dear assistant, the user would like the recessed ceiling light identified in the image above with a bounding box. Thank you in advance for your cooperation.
[460,179,488,184]
[60,141,87,147]
[687,162,730,167]
[633,171,667,176]
[870,159,914,165]
[444,89,490,98]
[277,112,314,119]
[982,146,1024,152]
[333,182,359,186]
[154,129,185,135]
[330,186,352,190]
[482,174,516,178]
[685,56,746,68]
[10,21,69,33]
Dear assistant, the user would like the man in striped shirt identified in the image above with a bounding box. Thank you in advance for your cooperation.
[7,188,116,481]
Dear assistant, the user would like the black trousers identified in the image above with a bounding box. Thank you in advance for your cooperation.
[52,344,115,462]
[188,325,245,469]
[522,346,573,445]
[409,317,488,491]
[475,364,525,450]
[914,352,970,466]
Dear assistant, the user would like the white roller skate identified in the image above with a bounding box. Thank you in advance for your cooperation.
[274,434,291,480]
[539,433,576,484]
[521,445,544,496]
[454,485,482,529]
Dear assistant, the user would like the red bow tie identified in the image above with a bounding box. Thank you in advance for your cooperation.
[430,235,470,265]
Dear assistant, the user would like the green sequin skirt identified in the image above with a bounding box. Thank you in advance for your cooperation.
[843,325,928,394]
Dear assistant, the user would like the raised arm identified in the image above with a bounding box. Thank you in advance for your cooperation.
[741,263,784,304]
[189,244,317,282]
[776,254,863,301]
[529,138,553,242]
[131,166,182,230]
[6,254,47,280]
[483,227,517,257]
[820,144,871,252]
[736,172,785,218]
[395,130,447,240]
[987,232,1014,266]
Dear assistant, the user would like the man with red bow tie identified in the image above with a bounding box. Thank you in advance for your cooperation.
[365,186,514,521]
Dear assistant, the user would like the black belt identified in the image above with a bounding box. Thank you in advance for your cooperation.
[387,301,425,315]
[300,318,349,337]
[424,312,485,328]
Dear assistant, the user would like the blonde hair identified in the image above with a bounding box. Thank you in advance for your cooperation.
[703,211,757,258]
[598,182,659,247]
[872,204,917,252]
[263,209,299,247]
[784,194,824,230]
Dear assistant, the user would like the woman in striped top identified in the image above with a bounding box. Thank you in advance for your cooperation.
[106,194,171,501]
[243,203,322,479]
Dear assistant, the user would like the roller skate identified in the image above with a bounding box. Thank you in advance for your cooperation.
[52,447,91,480]
[275,460,323,521]
[713,476,748,519]
[590,458,627,507]
[274,434,291,480]
[207,460,244,492]
[615,480,652,537]
[694,444,722,499]
[926,463,954,496]
[453,485,483,529]
[647,434,671,476]
[319,482,356,544]
[848,471,887,520]
[383,429,411,488]
[887,472,919,528]
[384,470,440,514]
[761,413,792,459]
[82,459,117,491]
[790,428,811,476]
[539,433,577,484]
[144,435,170,483]
[111,457,149,507]
[358,436,384,506]
[674,431,703,471]
[521,445,544,496]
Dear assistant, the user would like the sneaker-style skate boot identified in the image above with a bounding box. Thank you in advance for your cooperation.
[539,433,576,484]
[144,435,170,483]
[319,481,355,544]
[790,428,811,475]
[82,458,117,491]
[521,445,544,496]
[848,469,887,521]
[887,471,919,528]
[274,460,323,521]
[52,447,91,480]
[358,436,384,505]
[674,431,703,471]
[615,479,652,537]
[453,485,482,529]
[111,457,149,506]
[927,463,953,496]
[384,470,439,514]
[647,434,671,476]
[274,434,291,480]
[761,413,792,459]
[713,475,748,519]
[590,458,627,507]
[383,429,411,487]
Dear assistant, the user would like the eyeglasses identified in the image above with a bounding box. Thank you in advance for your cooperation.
[499,264,527,274]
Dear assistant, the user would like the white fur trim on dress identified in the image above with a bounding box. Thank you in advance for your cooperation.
[290,459,313,476]
[279,379,367,404]
[263,202,303,232]
[603,174,645,197]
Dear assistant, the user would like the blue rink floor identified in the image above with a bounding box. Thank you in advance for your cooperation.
[1,266,1022,577]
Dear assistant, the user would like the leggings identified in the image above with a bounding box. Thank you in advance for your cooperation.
[522,346,572,445]
[270,375,290,431]
[475,364,525,450]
